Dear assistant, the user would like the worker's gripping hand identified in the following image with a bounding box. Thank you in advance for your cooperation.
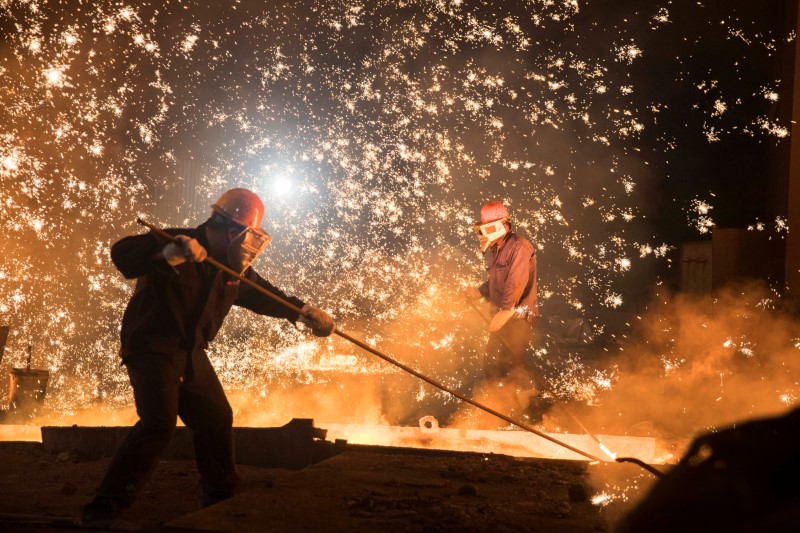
[299,304,335,337]
[489,309,515,332]
[462,286,483,302]
[163,235,208,267]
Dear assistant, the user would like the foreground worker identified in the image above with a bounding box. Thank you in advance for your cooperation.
[464,201,540,418]
[81,188,334,526]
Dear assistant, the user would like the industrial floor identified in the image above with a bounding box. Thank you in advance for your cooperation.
[0,438,656,532]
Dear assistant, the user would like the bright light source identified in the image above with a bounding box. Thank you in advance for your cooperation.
[272,174,294,197]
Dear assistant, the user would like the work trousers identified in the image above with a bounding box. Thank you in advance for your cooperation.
[89,351,239,511]
[483,316,537,388]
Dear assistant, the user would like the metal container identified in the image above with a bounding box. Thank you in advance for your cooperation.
[8,368,50,413]
[0,326,9,364]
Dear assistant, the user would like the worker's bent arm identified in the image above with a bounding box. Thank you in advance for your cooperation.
[478,280,490,299]
[234,269,306,323]
[500,240,531,310]
[111,231,181,279]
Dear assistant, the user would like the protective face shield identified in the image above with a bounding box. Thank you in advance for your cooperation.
[473,219,508,253]
[209,188,271,273]
[227,224,272,274]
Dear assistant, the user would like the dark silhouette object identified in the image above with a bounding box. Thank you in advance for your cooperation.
[617,407,800,532]
[0,326,8,364]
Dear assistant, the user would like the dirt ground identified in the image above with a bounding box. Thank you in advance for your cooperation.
[0,440,658,532]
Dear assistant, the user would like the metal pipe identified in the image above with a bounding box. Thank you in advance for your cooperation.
[616,457,664,478]
[136,218,603,462]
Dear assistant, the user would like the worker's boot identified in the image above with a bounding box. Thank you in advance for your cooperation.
[200,490,235,509]
[80,499,140,530]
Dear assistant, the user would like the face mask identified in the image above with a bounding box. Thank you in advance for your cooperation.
[473,220,507,253]
[227,227,271,273]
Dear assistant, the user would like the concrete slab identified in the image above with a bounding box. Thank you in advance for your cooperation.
[36,419,655,466]
[40,419,342,469]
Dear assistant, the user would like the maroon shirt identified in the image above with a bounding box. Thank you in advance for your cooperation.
[478,232,538,319]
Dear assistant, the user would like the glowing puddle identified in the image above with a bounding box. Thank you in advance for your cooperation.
[320,422,657,463]
[0,425,42,442]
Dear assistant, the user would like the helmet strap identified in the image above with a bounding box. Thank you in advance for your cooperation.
[206,214,228,230]
[207,213,247,234]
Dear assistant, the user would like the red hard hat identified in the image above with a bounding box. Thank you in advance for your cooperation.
[211,188,265,229]
[480,201,509,224]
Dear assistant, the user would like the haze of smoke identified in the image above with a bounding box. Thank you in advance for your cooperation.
[567,281,800,455]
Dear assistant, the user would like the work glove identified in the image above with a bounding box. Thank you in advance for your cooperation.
[227,230,259,274]
[489,308,515,332]
[515,386,540,410]
[462,286,483,302]
[299,304,335,337]
[163,235,207,266]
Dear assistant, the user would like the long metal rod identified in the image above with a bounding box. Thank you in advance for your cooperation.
[468,301,617,459]
[136,218,603,462]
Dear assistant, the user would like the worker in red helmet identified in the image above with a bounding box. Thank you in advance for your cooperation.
[464,200,540,419]
[81,187,334,527]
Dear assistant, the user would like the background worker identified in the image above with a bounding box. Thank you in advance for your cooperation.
[464,200,540,418]
[82,188,334,526]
